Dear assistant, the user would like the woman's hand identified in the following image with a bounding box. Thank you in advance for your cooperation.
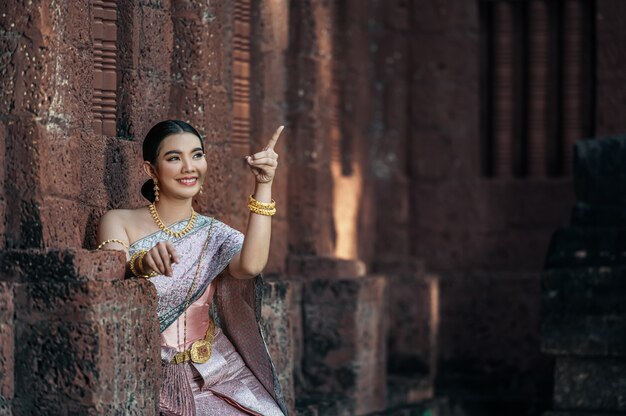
[246,126,284,184]
[141,241,180,277]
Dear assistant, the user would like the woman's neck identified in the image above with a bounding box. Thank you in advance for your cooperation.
[152,197,194,226]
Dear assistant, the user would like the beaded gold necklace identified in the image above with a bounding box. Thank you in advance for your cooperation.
[148,203,197,238]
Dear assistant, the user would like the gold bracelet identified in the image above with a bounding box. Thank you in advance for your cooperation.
[248,204,276,216]
[248,195,276,210]
[130,250,156,278]
[129,250,143,277]
[97,238,129,250]
[137,252,158,278]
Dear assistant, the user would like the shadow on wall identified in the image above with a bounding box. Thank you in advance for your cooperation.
[81,139,133,249]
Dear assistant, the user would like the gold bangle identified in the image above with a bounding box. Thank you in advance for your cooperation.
[248,204,276,216]
[248,195,276,210]
[137,252,158,278]
[129,250,144,277]
[97,238,129,250]
[130,250,156,278]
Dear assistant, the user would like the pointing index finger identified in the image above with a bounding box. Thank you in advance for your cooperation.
[266,125,284,151]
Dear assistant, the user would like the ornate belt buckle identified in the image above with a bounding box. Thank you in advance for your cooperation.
[190,339,212,364]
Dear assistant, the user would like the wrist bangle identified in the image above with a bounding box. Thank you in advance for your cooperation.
[248,195,276,210]
[129,250,157,278]
[129,251,144,277]
[248,204,276,216]
[137,252,158,278]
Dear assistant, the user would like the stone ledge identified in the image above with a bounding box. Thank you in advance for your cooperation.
[0,249,126,283]
[300,275,387,415]
[287,255,366,279]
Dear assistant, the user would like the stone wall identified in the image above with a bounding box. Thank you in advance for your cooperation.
[1,0,626,415]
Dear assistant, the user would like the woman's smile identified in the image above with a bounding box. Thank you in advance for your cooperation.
[177,177,198,186]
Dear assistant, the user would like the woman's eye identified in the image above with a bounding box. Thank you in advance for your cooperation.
[193,153,204,159]
[167,156,180,161]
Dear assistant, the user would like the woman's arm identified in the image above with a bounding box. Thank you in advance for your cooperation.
[227,126,283,279]
[96,210,133,277]
[96,210,180,278]
[228,182,274,279]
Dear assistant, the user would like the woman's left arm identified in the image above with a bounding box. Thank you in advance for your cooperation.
[228,126,283,279]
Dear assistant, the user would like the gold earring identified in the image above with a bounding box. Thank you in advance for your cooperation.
[199,185,204,195]
[153,180,160,202]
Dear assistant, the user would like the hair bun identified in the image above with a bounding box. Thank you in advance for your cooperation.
[141,179,156,202]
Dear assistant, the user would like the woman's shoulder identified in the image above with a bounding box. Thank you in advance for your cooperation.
[100,207,146,224]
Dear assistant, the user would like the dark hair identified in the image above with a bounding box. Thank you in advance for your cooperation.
[140,120,204,202]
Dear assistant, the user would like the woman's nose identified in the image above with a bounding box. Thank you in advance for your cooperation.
[181,157,194,172]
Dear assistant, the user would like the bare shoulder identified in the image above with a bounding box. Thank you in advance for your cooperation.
[98,207,149,241]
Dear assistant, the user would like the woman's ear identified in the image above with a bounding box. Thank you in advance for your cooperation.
[143,161,156,179]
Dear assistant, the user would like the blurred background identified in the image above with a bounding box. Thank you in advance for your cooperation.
[0,0,625,415]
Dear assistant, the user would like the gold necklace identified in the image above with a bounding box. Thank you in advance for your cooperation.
[148,203,197,238]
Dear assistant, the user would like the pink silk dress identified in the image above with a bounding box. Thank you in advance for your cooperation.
[161,283,285,416]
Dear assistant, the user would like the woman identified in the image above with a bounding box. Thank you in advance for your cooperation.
[96,120,287,415]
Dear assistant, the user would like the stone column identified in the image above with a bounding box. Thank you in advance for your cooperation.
[0,1,160,413]
[286,1,388,414]
[249,0,296,413]
[542,136,626,415]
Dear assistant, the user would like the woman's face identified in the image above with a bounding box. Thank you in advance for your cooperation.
[149,132,207,200]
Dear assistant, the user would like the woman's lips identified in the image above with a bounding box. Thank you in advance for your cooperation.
[177,178,198,186]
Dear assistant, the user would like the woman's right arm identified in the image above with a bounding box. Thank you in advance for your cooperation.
[96,210,134,277]
[96,210,180,278]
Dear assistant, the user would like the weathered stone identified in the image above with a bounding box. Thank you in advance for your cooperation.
[554,357,626,411]
[0,249,126,283]
[373,259,436,385]
[261,276,295,415]
[0,282,14,407]
[301,275,387,415]
[596,1,626,136]
[544,227,626,269]
[11,276,159,414]
[288,255,366,279]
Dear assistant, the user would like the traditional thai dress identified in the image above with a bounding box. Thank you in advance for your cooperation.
[129,214,287,416]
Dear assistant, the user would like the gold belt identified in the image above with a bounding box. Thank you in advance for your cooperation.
[171,319,216,364]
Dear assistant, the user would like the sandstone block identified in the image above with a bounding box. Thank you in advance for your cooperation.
[0,249,126,283]
[0,282,14,402]
[261,276,295,414]
[301,275,387,415]
[373,259,436,384]
[554,357,626,411]
[287,255,366,279]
